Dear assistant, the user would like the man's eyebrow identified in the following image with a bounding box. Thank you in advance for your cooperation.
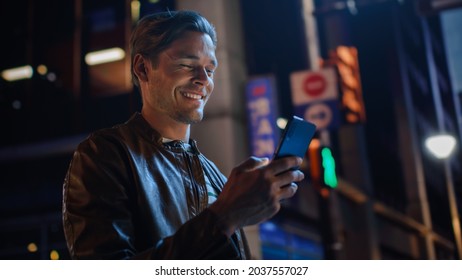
[178,54,218,67]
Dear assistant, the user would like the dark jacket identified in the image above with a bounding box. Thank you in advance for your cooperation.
[62,113,250,259]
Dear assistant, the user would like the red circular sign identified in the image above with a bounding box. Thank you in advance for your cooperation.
[303,73,326,97]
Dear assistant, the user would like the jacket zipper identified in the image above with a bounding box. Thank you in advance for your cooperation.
[182,147,204,215]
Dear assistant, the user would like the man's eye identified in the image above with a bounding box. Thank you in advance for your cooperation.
[180,64,193,69]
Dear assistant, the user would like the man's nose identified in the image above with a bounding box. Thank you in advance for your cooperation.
[193,67,209,86]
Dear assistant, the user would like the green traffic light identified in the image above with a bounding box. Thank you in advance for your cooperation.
[321,147,338,188]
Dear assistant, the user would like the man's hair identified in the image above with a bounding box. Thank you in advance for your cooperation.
[130,10,217,88]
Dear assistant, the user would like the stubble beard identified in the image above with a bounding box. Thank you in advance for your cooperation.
[170,89,206,124]
[150,84,206,125]
[171,108,204,124]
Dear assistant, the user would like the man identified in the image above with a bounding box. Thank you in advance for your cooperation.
[62,10,304,259]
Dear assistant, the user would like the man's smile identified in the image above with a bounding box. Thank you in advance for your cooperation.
[180,91,205,100]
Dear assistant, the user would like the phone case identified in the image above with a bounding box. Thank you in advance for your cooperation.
[273,116,317,159]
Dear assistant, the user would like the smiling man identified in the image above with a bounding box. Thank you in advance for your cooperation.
[135,26,217,140]
[62,10,304,260]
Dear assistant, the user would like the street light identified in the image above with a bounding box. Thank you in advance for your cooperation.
[425,133,461,259]
[425,134,456,159]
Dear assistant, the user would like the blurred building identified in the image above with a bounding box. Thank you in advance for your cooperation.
[0,0,461,260]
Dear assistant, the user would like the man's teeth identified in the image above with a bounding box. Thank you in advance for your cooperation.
[182,92,202,100]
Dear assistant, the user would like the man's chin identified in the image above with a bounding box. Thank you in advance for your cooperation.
[175,112,203,124]
[188,115,204,124]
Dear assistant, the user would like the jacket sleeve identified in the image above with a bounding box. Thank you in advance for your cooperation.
[62,134,243,259]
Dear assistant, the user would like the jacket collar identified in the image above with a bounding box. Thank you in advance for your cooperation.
[128,112,201,154]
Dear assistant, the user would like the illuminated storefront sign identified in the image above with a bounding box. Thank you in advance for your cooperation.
[245,76,279,159]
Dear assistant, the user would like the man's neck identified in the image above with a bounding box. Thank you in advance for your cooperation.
[141,109,190,142]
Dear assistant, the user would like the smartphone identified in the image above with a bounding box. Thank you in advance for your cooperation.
[273,116,317,160]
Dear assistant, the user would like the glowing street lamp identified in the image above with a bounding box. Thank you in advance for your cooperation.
[425,134,456,159]
[425,133,462,258]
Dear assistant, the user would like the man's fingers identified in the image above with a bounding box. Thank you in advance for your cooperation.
[272,169,305,188]
[269,156,303,175]
[235,156,269,173]
[279,183,299,200]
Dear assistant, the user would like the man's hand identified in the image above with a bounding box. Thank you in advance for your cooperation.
[209,156,304,237]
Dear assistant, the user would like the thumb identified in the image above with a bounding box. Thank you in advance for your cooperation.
[235,156,269,172]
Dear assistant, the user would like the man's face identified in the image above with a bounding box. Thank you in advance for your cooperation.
[144,31,217,124]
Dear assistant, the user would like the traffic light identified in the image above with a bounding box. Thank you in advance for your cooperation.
[321,147,338,188]
[308,140,338,189]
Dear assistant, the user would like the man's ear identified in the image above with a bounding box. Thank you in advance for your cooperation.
[133,54,149,83]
